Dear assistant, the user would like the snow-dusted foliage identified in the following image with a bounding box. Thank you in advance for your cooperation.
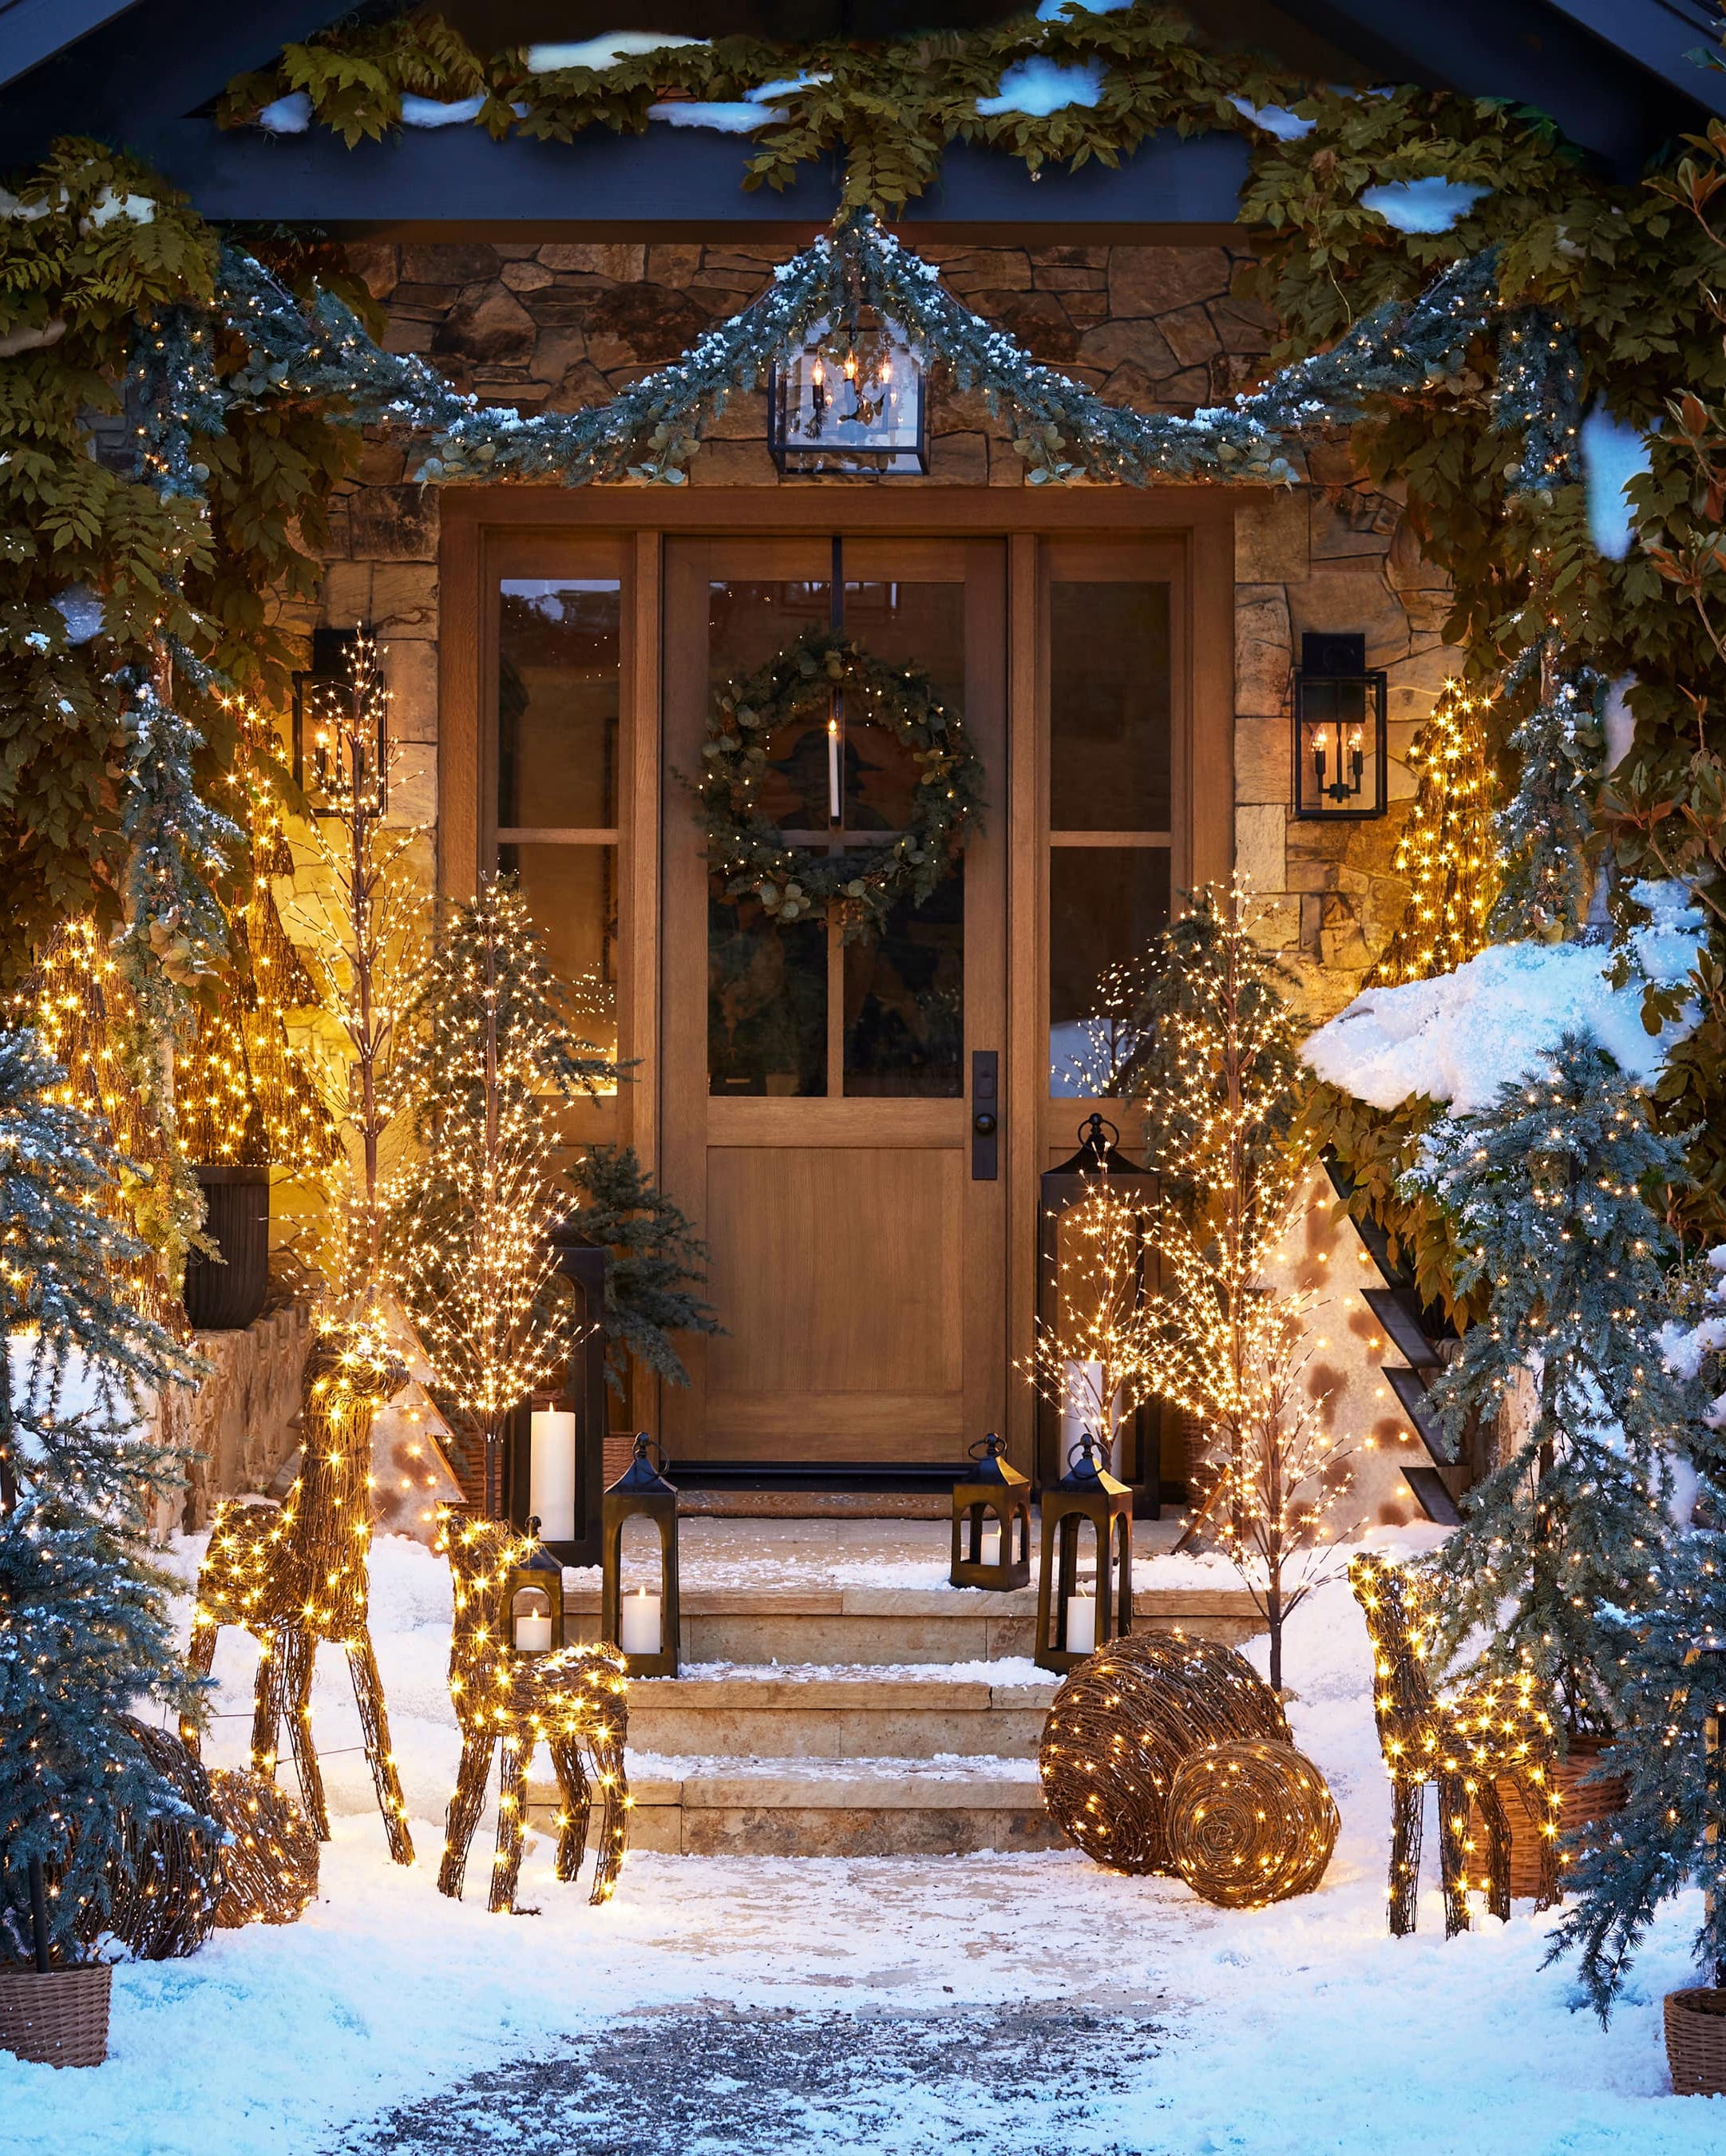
[0,1028,206,1960]
[1490,656,1603,941]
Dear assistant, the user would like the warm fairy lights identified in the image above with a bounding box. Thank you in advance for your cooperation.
[1023,1178,1159,1468]
[184,1317,415,1867]
[1369,676,1496,987]
[208,1766,320,1928]
[436,1509,629,1915]
[1166,1738,1340,1910]
[1350,1553,1561,1939]
[1039,1631,1294,1877]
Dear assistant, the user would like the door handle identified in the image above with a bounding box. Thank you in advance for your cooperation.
[972,1051,999,1180]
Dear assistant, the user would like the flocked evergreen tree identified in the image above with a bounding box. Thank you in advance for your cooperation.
[565,1144,722,1394]
[394,874,614,1507]
[0,1028,206,1961]
[1490,643,1603,943]
[1407,1034,1697,1735]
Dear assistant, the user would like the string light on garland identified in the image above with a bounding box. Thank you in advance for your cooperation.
[1368,677,1497,986]
[437,1509,630,1915]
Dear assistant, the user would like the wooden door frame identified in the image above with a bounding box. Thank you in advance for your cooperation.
[439,484,1244,1466]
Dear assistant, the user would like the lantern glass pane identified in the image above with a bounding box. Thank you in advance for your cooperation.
[775,317,924,473]
[1049,582,1173,830]
[709,886,828,1096]
[843,858,964,1096]
[497,580,620,829]
[1048,847,1171,1096]
[498,842,619,1070]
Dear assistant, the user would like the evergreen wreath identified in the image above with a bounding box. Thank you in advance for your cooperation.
[693,628,984,939]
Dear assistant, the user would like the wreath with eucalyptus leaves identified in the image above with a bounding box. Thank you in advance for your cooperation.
[693,628,984,941]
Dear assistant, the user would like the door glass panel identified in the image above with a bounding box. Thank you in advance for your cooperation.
[842,579,964,832]
[708,886,827,1096]
[497,580,620,829]
[708,577,830,830]
[1049,847,1170,1096]
[1049,583,1171,831]
[499,841,620,1066]
[844,861,964,1097]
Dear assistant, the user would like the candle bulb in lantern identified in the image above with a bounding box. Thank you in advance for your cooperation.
[620,1586,663,1657]
[979,1522,1001,1567]
[828,710,841,824]
[1064,1589,1096,1657]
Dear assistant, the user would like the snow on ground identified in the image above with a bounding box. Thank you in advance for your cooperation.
[1304,883,1704,1112]
[2,1534,1719,2154]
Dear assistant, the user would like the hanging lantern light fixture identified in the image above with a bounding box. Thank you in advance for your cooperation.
[1292,632,1388,821]
[769,311,928,476]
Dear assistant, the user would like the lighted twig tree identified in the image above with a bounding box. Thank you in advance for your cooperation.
[394,873,615,1510]
[1023,1176,1160,1472]
[1117,880,1306,1540]
[1205,1293,1364,1692]
[1368,676,1496,986]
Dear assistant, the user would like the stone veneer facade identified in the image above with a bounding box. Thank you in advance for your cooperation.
[302,232,1459,1021]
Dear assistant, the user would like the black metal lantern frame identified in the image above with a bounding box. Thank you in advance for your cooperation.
[949,1433,1032,1591]
[1035,1433,1133,1674]
[1292,632,1388,822]
[601,1434,680,1678]
[769,309,928,477]
[1036,1114,1162,1515]
[505,1229,608,1567]
[505,1528,566,1657]
[291,624,389,815]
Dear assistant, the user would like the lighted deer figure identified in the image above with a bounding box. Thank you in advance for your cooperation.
[1350,1552,1560,1936]
[437,1508,630,1914]
[184,1318,414,1865]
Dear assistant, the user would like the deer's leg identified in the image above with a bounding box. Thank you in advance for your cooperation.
[1473,1777,1513,1924]
[489,1734,528,1916]
[345,1628,415,1868]
[250,1629,284,1779]
[587,1737,630,1907]
[1522,1766,1562,1912]
[1437,1772,1473,1938]
[181,1613,218,1758]
[438,1735,493,1902]
[1388,1779,1423,1937]
[548,1734,592,1885]
[275,1626,330,1841]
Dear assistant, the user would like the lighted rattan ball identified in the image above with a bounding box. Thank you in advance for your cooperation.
[208,1769,320,1928]
[1166,1739,1339,1908]
[94,1720,224,1961]
[1039,1631,1291,1875]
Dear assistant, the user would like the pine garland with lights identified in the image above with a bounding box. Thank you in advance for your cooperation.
[394,874,614,1509]
[1405,1035,1700,1737]
[1368,678,1497,987]
[695,627,985,939]
[1490,643,1604,943]
[0,1027,208,1963]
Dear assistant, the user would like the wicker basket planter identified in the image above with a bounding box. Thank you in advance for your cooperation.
[1473,1734,1627,1899]
[1665,1988,1726,2096]
[0,1964,112,2068]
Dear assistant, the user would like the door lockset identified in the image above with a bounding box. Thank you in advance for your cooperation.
[971,1051,999,1180]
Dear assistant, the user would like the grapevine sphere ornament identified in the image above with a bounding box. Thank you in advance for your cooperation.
[1166,1739,1339,1908]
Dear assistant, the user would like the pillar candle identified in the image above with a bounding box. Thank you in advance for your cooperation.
[528,1406,578,1544]
[1064,1590,1096,1656]
[979,1523,1001,1567]
[514,1612,552,1655]
[620,1587,662,1656]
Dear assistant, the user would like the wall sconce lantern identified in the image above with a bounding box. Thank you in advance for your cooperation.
[1037,1114,1160,1511]
[1035,1433,1133,1675]
[769,311,928,477]
[291,624,389,815]
[1293,632,1388,821]
[949,1433,1032,1591]
[508,1228,608,1567]
[601,1435,680,1678]
[505,1522,565,1656]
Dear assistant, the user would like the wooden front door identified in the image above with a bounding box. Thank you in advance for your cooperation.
[659,537,1007,1465]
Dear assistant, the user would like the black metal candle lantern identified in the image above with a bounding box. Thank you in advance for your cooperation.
[769,311,928,476]
[949,1433,1032,1591]
[1035,1433,1133,1674]
[601,1434,680,1678]
[505,1524,565,1657]
[1292,632,1388,820]
[506,1227,608,1567]
[1036,1114,1160,1511]
[291,624,390,815]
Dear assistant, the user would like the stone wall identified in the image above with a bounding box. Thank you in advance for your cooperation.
[167,1300,314,1532]
[307,232,1463,1017]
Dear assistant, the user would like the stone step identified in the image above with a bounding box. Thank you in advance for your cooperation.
[624,1667,1058,1760]
[529,1755,1062,1857]
[561,1585,1262,1666]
